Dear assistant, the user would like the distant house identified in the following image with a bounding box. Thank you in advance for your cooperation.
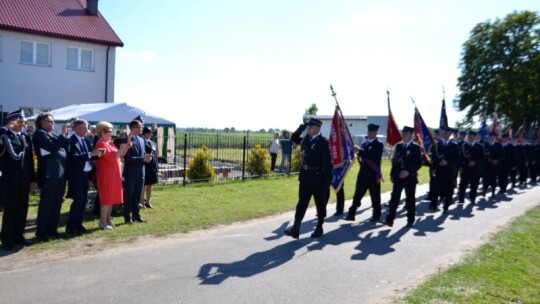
[0,0,123,119]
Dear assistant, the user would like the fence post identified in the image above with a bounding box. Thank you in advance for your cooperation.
[183,133,187,187]
[242,135,247,180]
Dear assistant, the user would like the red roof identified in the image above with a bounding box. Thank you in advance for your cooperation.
[0,0,123,46]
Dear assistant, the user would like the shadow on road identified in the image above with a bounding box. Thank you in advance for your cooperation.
[197,237,313,285]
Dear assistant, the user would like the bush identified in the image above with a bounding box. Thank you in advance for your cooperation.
[187,145,215,182]
[290,145,302,172]
[246,144,271,176]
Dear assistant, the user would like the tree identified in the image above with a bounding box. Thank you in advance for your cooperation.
[454,10,540,129]
[305,103,318,115]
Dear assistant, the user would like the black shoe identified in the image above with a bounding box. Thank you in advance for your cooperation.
[311,227,323,238]
[333,211,344,216]
[283,228,299,239]
[429,205,437,212]
[383,220,393,227]
[124,219,134,225]
[48,231,60,238]
[35,235,50,243]
[14,237,33,246]
[458,199,465,204]
[65,228,81,236]
[133,218,147,223]
[77,226,88,233]
[344,214,355,221]
[1,243,15,251]
[406,222,414,228]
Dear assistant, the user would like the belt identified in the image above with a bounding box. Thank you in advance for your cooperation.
[302,165,321,171]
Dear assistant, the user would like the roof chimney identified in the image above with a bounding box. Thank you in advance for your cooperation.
[87,0,98,15]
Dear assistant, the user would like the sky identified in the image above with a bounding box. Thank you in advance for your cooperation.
[99,0,540,131]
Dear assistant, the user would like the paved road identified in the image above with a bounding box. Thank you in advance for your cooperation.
[1,184,539,304]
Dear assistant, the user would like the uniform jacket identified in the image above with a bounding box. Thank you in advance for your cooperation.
[429,140,459,175]
[500,142,515,169]
[484,141,503,163]
[32,128,68,181]
[390,141,422,182]
[461,141,485,169]
[357,138,383,180]
[291,124,332,186]
[0,131,35,188]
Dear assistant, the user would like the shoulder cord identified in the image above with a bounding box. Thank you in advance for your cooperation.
[0,134,25,161]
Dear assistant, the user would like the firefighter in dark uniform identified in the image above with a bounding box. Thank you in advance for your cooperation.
[458,131,484,204]
[345,123,384,222]
[518,138,529,186]
[428,126,459,212]
[529,139,538,183]
[284,118,332,239]
[384,126,422,228]
[482,131,503,197]
[510,136,521,188]
[0,110,36,251]
[498,134,515,193]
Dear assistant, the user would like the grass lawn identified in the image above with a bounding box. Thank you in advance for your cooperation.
[398,205,540,304]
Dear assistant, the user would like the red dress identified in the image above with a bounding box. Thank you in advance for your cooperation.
[95,140,123,205]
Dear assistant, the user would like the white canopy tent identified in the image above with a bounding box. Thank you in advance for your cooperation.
[28,103,176,163]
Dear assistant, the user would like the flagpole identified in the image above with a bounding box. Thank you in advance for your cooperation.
[330,85,354,144]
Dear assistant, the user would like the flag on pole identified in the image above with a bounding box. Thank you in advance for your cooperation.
[329,107,355,192]
[386,91,402,147]
[492,111,500,135]
[439,98,448,129]
[479,118,488,142]
[413,105,433,155]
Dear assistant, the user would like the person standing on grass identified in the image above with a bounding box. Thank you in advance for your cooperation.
[283,118,332,239]
[269,131,280,172]
[32,113,69,242]
[122,120,152,224]
[384,126,423,228]
[279,131,292,173]
[94,122,132,229]
[0,110,35,251]
[141,127,159,209]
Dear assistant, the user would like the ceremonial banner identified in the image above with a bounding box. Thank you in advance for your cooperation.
[439,98,448,129]
[413,106,433,155]
[329,107,355,192]
[386,91,402,147]
[492,112,500,135]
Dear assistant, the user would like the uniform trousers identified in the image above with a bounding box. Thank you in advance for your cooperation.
[1,186,30,246]
[36,178,66,238]
[458,167,480,203]
[385,177,416,226]
[349,175,381,219]
[430,167,455,210]
[295,183,327,221]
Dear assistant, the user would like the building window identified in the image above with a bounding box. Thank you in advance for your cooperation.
[20,40,51,66]
[67,47,94,71]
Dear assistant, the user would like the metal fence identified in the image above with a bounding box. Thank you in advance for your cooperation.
[158,133,295,185]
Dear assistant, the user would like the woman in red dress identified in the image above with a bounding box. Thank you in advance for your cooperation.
[94,122,131,229]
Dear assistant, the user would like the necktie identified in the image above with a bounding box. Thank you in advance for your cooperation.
[81,138,87,153]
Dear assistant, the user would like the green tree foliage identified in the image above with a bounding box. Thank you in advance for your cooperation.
[246,144,271,176]
[455,10,540,128]
[305,103,318,115]
[187,145,215,182]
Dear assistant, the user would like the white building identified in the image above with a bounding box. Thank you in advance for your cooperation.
[0,0,123,119]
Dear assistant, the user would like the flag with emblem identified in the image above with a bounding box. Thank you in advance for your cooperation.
[329,107,355,192]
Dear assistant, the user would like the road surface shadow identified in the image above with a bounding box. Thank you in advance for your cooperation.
[351,226,410,260]
[197,237,313,285]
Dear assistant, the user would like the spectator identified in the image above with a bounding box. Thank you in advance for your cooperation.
[141,127,159,208]
[65,119,103,235]
[151,123,158,143]
[279,131,292,173]
[32,113,68,242]
[269,131,280,172]
[94,122,131,229]
[113,129,126,149]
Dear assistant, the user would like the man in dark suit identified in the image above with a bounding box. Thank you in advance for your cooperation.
[32,113,68,242]
[66,119,103,235]
[122,120,152,224]
[498,134,515,194]
[510,136,521,188]
[482,132,503,197]
[284,118,332,238]
[458,131,484,205]
[0,110,35,250]
[345,123,384,222]
[428,126,459,213]
[384,126,423,228]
